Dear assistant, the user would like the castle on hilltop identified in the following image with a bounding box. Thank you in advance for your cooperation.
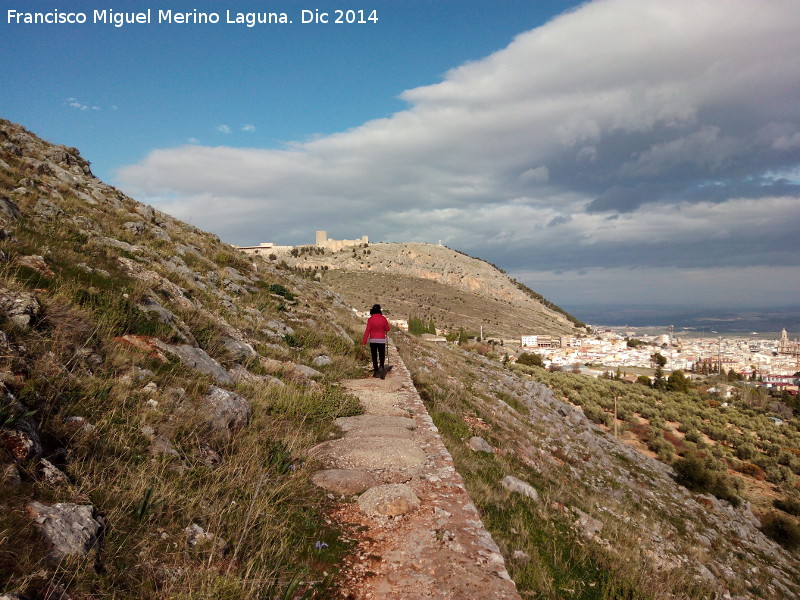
[233,230,368,257]
[314,230,368,252]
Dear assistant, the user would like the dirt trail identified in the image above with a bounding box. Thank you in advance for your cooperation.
[311,342,522,600]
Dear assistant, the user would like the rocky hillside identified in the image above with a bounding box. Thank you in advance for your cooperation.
[394,334,800,600]
[0,119,368,598]
[276,242,584,338]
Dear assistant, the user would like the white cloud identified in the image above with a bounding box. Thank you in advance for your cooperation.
[519,166,549,183]
[118,0,800,308]
[66,97,104,111]
[241,124,255,132]
[217,125,232,134]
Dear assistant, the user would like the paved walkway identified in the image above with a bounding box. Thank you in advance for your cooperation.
[311,342,522,600]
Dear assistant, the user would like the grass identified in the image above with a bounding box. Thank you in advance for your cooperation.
[320,266,574,339]
[0,133,369,598]
[393,331,768,600]
[2,308,360,598]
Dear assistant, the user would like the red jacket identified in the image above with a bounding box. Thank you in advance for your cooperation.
[362,314,390,344]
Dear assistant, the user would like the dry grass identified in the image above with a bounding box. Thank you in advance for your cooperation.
[0,157,366,598]
[321,269,572,339]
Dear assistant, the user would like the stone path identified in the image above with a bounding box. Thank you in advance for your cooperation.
[311,343,522,600]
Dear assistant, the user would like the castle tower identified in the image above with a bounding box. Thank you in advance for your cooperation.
[315,230,327,246]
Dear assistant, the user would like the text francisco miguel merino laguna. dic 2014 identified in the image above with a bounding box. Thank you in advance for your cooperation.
[6,8,380,27]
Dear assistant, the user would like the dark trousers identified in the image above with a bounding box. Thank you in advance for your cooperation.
[370,342,386,372]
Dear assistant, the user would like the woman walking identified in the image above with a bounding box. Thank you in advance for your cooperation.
[361,304,390,379]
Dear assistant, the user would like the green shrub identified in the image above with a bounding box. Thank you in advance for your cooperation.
[735,443,756,461]
[582,404,611,427]
[760,512,800,550]
[267,283,296,302]
[517,352,543,367]
[684,429,702,444]
[674,452,740,506]
[774,496,800,517]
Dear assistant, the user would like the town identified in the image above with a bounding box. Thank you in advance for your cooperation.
[387,316,800,394]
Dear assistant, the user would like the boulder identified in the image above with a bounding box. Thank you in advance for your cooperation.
[311,469,380,496]
[290,363,324,380]
[573,507,604,539]
[0,286,41,328]
[221,336,257,362]
[14,255,55,277]
[0,197,21,222]
[228,364,284,387]
[467,436,494,453]
[222,279,246,295]
[39,458,70,485]
[263,319,294,337]
[198,386,252,437]
[0,396,43,461]
[28,502,103,563]
[149,225,171,241]
[312,355,332,367]
[154,342,233,384]
[501,475,539,502]
[122,221,146,235]
[33,197,64,219]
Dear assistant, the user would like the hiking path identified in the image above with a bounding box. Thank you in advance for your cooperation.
[311,341,522,600]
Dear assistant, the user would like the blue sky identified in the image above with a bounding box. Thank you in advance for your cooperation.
[4,0,579,171]
[3,0,800,317]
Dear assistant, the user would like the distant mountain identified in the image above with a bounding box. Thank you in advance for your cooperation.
[570,304,800,335]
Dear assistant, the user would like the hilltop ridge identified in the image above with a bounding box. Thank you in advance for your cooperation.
[275,241,584,338]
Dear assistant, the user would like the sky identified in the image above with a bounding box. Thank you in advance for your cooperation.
[3,0,800,319]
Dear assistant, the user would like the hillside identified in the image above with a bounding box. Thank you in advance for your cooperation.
[2,119,798,600]
[275,241,584,338]
[0,119,368,598]
[393,335,800,600]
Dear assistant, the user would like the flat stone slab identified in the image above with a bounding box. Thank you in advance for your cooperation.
[341,380,410,416]
[335,414,416,438]
[311,436,427,471]
[311,469,380,495]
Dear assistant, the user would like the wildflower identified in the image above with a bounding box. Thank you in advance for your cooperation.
[315,540,328,551]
